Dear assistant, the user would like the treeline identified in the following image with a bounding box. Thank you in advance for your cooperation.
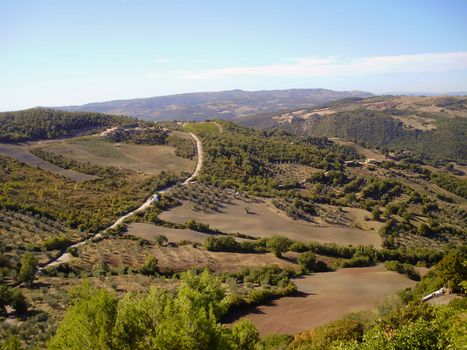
[0,108,135,142]
[106,127,168,145]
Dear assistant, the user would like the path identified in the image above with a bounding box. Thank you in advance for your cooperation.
[40,131,203,271]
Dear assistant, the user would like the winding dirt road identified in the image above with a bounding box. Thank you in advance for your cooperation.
[40,132,203,271]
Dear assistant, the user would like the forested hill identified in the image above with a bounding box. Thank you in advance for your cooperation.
[56,88,373,121]
[286,110,467,162]
[0,108,136,142]
[238,95,467,163]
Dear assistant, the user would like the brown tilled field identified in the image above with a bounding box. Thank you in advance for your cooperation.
[159,199,382,247]
[224,264,416,335]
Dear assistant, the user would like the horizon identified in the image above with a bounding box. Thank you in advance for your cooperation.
[2,0,467,110]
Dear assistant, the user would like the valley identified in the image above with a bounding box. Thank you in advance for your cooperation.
[0,108,465,349]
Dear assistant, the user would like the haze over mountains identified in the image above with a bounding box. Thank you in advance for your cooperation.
[56,88,373,121]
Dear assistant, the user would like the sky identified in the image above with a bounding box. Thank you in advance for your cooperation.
[1,0,467,110]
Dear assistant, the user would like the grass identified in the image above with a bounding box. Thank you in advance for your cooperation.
[37,137,195,175]
[182,122,219,134]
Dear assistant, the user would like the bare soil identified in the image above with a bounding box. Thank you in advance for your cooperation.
[224,264,416,335]
[159,199,382,247]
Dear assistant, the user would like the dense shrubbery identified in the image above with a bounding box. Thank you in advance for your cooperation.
[432,172,467,199]
[384,260,420,281]
[48,270,261,350]
[106,127,168,145]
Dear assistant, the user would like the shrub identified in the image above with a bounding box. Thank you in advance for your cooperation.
[266,235,292,258]
[297,251,317,273]
[139,255,158,276]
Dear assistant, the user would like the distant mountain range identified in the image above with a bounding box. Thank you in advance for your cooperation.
[54,89,373,121]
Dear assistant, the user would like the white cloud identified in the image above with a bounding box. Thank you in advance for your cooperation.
[154,58,170,63]
[172,52,467,80]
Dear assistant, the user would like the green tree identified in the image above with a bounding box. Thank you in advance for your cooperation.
[18,253,37,287]
[266,235,292,258]
[297,251,317,273]
[231,319,259,350]
[139,255,159,276]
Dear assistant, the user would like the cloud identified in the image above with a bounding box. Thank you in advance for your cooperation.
[172,52,467,80]
[154,58,170,63]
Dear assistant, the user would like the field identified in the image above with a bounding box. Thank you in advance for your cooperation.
[127,222,210,243]
[224,264,416,335]
[70,237,295,273]
[0,143,97,181]
[159,198,382,247]
[36,136,195,175]
[182,121,220,134]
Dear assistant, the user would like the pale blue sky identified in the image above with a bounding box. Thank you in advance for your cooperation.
[1,0,467,110]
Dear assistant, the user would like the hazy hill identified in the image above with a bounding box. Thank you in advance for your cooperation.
[56,88,373,121]
[237,95,467,162]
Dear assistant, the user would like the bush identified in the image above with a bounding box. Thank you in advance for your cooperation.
[18,253,38,287]
[43,236,71,251]
[204,236,240,252]
[384,260,421,281]
[266,235,292,258]
[297,251,317,273]
[139,255,158,276]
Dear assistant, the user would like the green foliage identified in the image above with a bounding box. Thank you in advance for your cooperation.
[42,236,71,251]
[384,260,421,281]
[139,255,159,276]
[289,319,364,350]
[231,319,259,350]
[432,172,467,199]
[18,252,37,287]
[0,336,23,350]
[266,235,292,258]
[205,236,240,252]
[0,286,27,315]
[297,251,317,273]
[106,127,168,145]
[48,270,261,350]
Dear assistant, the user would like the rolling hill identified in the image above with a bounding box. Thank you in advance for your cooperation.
[237,95,467,162]
[55,88,373,121]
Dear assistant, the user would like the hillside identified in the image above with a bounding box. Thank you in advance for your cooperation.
[55,89,373,121]
[237,95,467,163]
[0,108,136,142]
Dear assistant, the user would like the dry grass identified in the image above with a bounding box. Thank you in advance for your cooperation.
[0,143,96,181]
[224,264,416,335]
[36,137,195,175]
[70,237,295,273]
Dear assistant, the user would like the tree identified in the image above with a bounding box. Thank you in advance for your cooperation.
[231,319,259,350]
[297,251,317,273]
[139,255,158,276]
[266,235,292,258]
[154,234,168,246]
[18,253,37,287]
